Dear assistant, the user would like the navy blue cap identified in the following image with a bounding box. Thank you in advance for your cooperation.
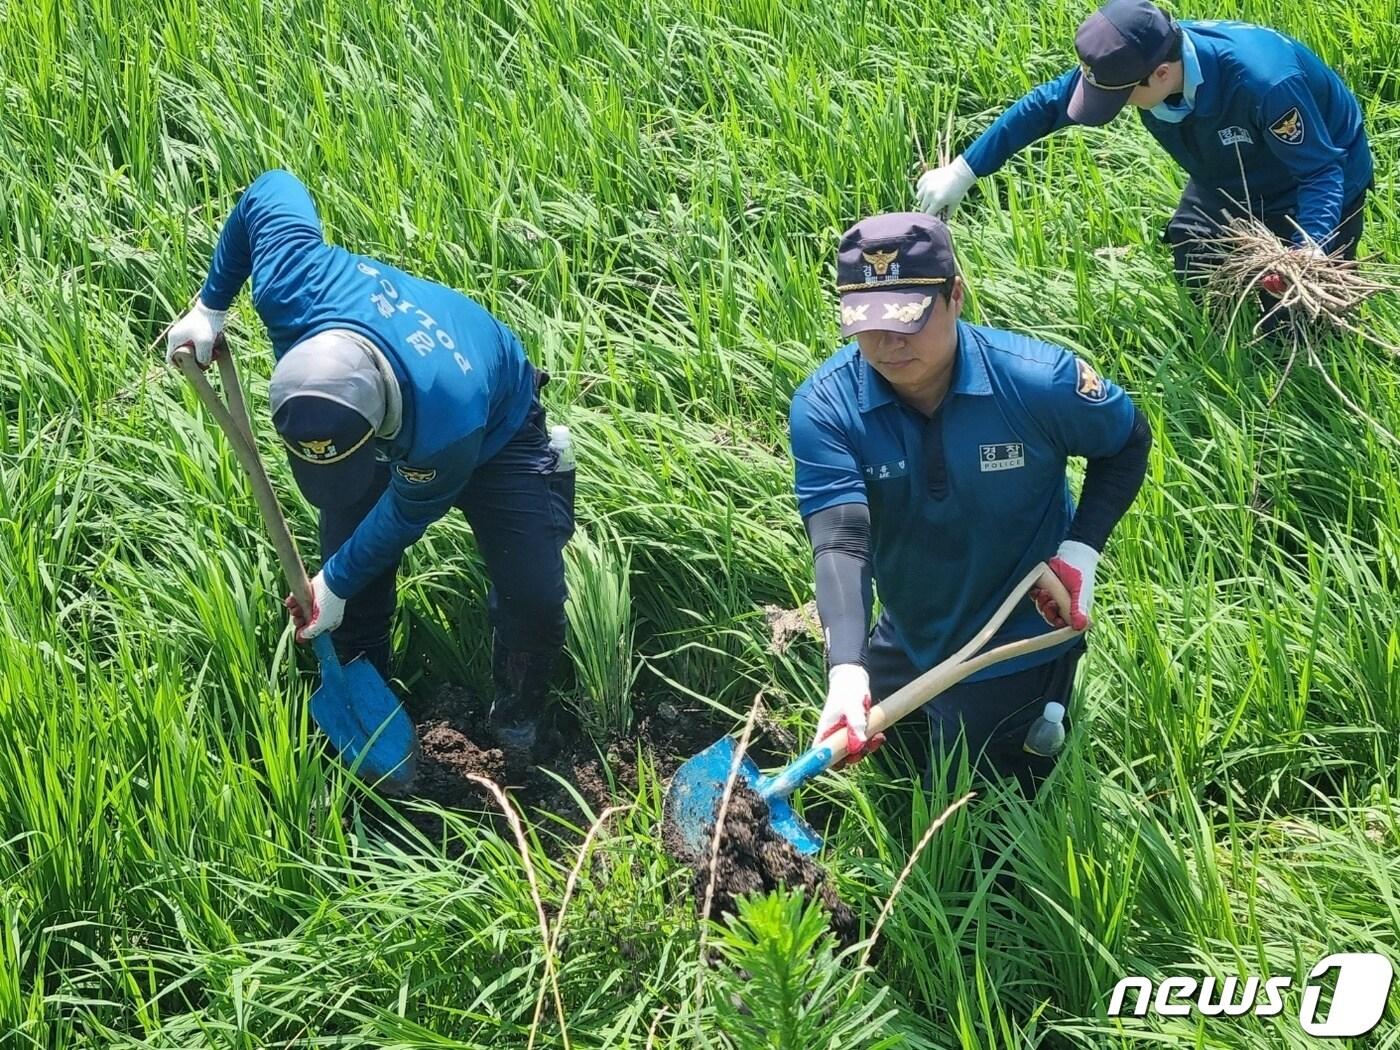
[836,212,957,337]
[269,335,390,510]
[1071,0,1179,125]
[272,394,378,509]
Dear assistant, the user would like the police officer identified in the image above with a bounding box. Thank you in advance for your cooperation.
[915,1,1373,304]
[165,170,575,759]
[790,213,1150,791]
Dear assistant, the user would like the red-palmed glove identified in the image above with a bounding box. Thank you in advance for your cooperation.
[1261,245,1328,297]
[813,663,885,767]
[283,571,346,643]
[1030,541,1099,632]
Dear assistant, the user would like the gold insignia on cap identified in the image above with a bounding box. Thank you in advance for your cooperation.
[882,296,934,324]
[285,428,374,465]
[841,303,870,326]
[862,249,899,277]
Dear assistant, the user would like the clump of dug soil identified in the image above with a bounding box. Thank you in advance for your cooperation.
[370,682,784,852]
[668,780,858,946]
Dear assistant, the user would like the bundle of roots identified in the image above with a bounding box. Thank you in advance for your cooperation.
[1202,216,1398,345]
[1197,212,1400,445]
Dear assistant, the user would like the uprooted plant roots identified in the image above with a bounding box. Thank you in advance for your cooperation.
[666,780,858,946]
[1197,209,1400,448]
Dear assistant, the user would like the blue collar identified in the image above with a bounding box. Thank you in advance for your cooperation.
[855,321,991,414]
[950,322,992,396]
[1149,28,1201,123]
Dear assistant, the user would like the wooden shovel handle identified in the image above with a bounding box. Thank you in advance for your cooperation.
[860,561,1080,745]
[759,562,1081,801]
[172,344,315,612]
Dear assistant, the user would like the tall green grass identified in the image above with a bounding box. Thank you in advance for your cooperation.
[1,0,1397,1045]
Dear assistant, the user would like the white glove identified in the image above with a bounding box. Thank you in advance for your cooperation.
[915,155,977,217]
[1030,540,1099,632]
[812,663,883,765]
[283,571,346,643]
[165,298,227,368]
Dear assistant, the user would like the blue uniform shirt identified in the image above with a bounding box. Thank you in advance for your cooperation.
[962,21,1372,245]
[199,170,535,598]
[790,321,1136,680]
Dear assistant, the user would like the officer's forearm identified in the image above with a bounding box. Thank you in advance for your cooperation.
[200,170,326,311]
[200,192,254,312]
[1294,165,1346,247]
[1067,406,1151,551]
[322,488,450,598]
[963,68,1079,177]
[805,503,873,668]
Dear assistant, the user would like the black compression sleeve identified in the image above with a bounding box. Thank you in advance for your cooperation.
[1067,406,1152,551]
[804,503,874,668]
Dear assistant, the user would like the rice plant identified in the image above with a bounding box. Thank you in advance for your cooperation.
[564,524,640,740]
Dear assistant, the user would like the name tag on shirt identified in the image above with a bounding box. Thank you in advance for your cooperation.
[979,443,1025,472]
[863,459,908,481]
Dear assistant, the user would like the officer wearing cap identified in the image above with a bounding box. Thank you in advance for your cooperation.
[165,170,575,758]
[916,1,1373,296]
[790,213,1150,790]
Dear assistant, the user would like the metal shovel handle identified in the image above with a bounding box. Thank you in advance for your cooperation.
[172,341,315,612]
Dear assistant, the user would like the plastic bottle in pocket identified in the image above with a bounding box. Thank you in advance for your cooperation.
[548,425,576,472]
[1022,700,1066,757]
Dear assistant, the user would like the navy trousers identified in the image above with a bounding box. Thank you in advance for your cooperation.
[867,613,1085,797]
[316,393,575,677]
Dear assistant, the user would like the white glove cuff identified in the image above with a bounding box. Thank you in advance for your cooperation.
[314,572,344,603]
[950,154,977,187]
[1057,540,1100,576]
[828,663,869,692]
[194,298,228,325]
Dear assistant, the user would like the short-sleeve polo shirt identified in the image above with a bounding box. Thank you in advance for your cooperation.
[789,320,1137,680]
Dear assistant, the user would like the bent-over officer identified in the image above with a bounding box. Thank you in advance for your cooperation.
[790,213,1150,792]
[166,170,575,759]
[916,1,1373,325]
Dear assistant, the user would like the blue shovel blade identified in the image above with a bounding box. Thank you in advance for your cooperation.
[309,641,418,794]
[664,735,824,858]
[766,793,823,856]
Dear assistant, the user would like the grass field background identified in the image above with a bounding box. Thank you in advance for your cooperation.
[2,0,1398,1045]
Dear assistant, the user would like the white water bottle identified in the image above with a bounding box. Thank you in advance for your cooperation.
[1023,701,1066,757]
[549,425,575,472]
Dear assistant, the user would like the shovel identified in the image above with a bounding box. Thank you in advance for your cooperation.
[173,340,419,793]
[665,563,1080,856]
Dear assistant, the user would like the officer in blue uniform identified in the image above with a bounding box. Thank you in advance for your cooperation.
[165,170,575,759]
[915,1,1373,311]
[791,213,1150,791]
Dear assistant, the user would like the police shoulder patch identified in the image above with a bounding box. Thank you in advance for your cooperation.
[396,464,438,484]
[1269,106,1304,145]
[1074,358,1109,403]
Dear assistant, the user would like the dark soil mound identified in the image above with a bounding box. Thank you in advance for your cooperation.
[366,684,790,851]
[354,682,853,939]
[666,780,858,946]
